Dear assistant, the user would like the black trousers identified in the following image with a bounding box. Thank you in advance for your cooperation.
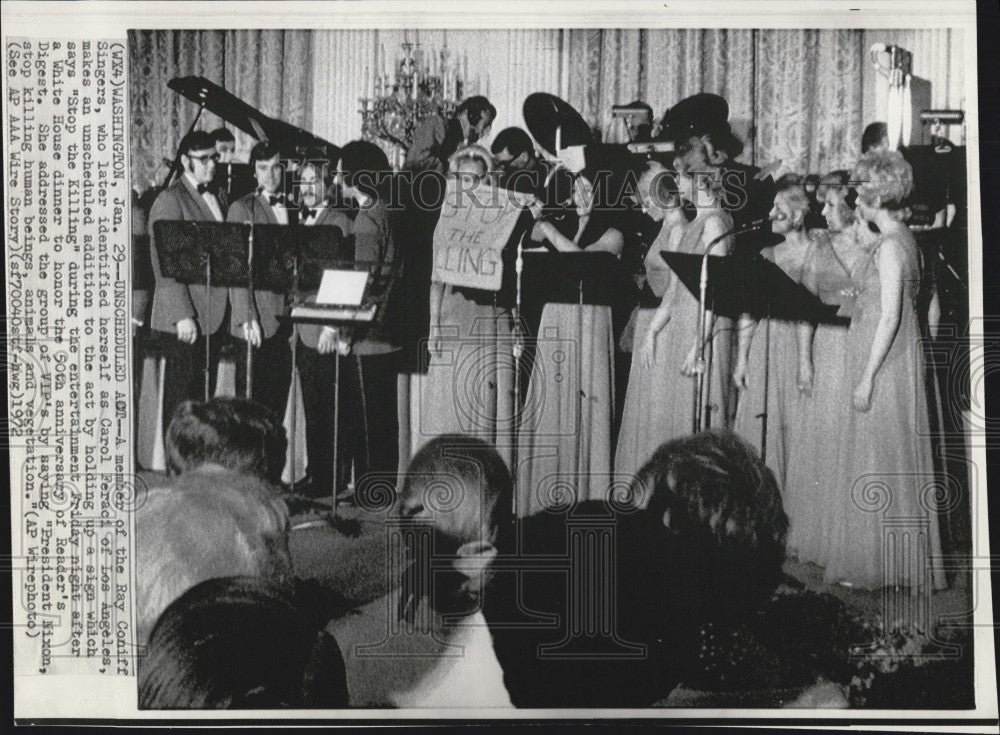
[298,346,399,498]
[160,327,225,435]
[233,324,294,425]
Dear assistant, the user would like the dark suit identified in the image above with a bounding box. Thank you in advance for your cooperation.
[293,206,355,496]
[226,191,297,423]
[148,175,239,430]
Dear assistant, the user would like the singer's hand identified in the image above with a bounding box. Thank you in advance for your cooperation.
[176,318,198,344]
[242,320,262,348]
[852,375,874,412]
[680,344,699,377]
[317,326,339,355]
[797,360,814,396]
[733,357,750,390]
[640,329,657,369]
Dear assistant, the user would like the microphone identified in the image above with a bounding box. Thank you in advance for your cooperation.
[734,211,785,234]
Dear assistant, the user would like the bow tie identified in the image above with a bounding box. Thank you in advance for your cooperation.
[196,183,214,195]
[267,194,284,207]
[300,207,317,221]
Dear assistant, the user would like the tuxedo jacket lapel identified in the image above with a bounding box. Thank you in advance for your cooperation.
[180,175,220,222]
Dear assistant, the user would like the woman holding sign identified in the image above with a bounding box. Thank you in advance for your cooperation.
[409,149,518,467]
[516,169,625,516]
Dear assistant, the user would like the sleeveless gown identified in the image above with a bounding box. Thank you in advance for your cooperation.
[784,230,854,564]
[731,240,810,491]
[615,212,733,483]
[822,228,946,590]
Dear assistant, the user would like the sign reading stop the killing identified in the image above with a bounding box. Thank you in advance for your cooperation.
[432,178,528,291]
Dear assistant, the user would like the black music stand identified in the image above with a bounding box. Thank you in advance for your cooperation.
[276,226,364,520]
[662,250,850,456]
[153,220,251,401]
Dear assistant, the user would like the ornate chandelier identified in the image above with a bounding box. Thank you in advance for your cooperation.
[359,38,467,170]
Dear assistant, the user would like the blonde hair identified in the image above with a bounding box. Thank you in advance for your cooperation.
[774,182,811,225]
[852,149,913,211]
[449,144,494,179]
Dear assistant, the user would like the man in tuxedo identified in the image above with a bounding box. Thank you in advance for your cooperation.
[292,160,354,497]
[226,142,296,424]
[148,130,238,435]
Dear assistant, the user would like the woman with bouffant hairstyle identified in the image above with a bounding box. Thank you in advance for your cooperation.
[822,149,946,591]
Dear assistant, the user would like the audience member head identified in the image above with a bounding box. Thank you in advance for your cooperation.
[769,179,812,234]
[165,397,288,485]
[179,130,219,185]
[396,435,513,617]
[250,141,284,195]
[454,96,497,145]
[211,127,237,164]
[817,169,856,231]
[626,431,788,630]
[139,577,348,709]
[861,121,890,154]
[336,139,391,204]
[852,148,913,221]
[136,484,291,645]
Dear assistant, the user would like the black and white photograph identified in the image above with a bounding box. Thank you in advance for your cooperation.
[4,0,996,725]
[125,21,981,712]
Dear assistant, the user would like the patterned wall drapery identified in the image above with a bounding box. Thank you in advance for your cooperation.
[130,29,313,190]
[129,28,963,193]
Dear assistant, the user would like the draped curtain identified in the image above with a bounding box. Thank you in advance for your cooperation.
[129,30,312,190]
[129,28,962,191]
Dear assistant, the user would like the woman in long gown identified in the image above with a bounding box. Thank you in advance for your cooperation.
[823,150,946,591]
[614,164,691,480]
[516,170,624,517]
[732,182,815,492]
[784,173,864,563]
[620,169,735,472]
[410,149,516,465]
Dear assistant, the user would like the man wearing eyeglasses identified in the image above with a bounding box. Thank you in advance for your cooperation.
[148,130,239,437]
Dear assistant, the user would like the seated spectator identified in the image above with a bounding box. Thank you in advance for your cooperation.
[327,435,514,707]
[136,397,292,643]
[139,576,350,709]
[486,430,789,708]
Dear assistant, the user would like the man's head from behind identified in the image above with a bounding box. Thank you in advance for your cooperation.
[166,397,287,485]
[399,435,512,553]
[395,435,513,619]
[139,576,348,709]
[136,480,292,645]
[625,431,788,630]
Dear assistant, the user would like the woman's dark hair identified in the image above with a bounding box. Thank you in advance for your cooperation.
[211,127,236,144]
[165,397,287,485]
[455,95,497,127]
[139,577,349,709]
[861,122,889,153]
[338,139,391,200]
[628,431,788,627]
[250,141,282,167]
[490,126,534,159]
[820,168,858,210]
